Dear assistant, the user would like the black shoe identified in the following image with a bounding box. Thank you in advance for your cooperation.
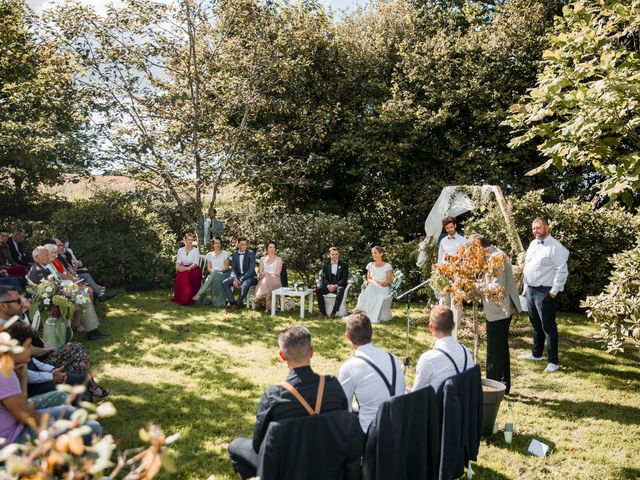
[86,330,104,341]
[98,292,118,302]
[95,329,110,337]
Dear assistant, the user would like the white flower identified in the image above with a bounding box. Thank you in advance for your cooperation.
[43,298,50,305]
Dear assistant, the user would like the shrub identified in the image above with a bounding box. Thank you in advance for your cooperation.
[49,192,176,286]
[224,200,365,285]
[464,190,639,311]
[582,240,640,354]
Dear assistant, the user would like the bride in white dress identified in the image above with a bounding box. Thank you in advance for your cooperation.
[355,246,393,323]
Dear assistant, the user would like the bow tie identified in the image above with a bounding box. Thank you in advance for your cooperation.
[537,240,544,245]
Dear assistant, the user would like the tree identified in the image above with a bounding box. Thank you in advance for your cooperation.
[45,0,271,240]
[505,0,640,206]
[0,0,93,207]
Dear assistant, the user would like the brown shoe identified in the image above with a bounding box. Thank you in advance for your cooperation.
[329,313,336,319]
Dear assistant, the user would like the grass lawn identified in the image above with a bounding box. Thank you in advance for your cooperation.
[87,290,640,480]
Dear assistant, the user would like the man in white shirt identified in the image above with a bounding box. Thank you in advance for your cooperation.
[338,312,405,432]
[518,216,569,373]
[438,216,467,329]
[412,305,472,393]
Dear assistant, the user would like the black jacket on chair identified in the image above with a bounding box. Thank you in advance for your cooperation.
[363,386,441,480]
[257,410,364,480]
[436,364,483,480]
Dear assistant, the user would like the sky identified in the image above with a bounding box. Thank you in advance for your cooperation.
[26,0,365,15]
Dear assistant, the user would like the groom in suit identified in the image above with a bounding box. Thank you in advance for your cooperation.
[223,237,257,310]
[316,246,349,318]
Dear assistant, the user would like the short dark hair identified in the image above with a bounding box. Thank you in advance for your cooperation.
[237,236,247,243]
[0,285,19,302]
[442,216,457,228]
[278,326,312,362]
[6,320,33,345]
[266,240,277,250]
[209,236,222,251]
[346,312,372,346]
[41,238,56,246]
[0,228,9,235]
[12,228,25,234]
[329,246,339,253]
[532,216,549,225]
[209,208,217,214]
[429,305,455,334]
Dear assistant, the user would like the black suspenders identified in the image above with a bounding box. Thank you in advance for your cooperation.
[434,344,468,375]
[355,352,397,397]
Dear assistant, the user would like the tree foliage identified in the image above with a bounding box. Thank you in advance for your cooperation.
[0,0,93,206]
[505,0,640,206]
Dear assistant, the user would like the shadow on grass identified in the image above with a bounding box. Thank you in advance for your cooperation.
[472,464,515,479]
[616,467,640,480]
[483,430,557,455]
[101,368,258,479]
[508,392,640,426]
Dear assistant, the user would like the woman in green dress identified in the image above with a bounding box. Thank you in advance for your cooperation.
[193,237,231,307]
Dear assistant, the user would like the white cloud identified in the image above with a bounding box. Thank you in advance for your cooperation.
[26,0,124,15]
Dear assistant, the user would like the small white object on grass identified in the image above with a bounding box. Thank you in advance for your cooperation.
[528,439,550,457]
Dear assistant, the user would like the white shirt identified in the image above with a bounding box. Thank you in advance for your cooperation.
[206,250,229,271]
[11,240,22,261]
[523,235,569,296]
[339,343,406,432]
[27,358,55,384]
[412,336,472,393]
[238,251,246,274]
[331,262,339,276]
[438,233,467,264]
[176,247,200,266]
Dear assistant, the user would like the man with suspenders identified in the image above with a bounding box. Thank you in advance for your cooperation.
[228,326,348,480]
[412,305,472,392]
[339,312,406,433]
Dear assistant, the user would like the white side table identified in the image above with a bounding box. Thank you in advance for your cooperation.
[271,287,313,319]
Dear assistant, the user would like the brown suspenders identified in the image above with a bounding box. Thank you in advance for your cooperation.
[280,375,326,416]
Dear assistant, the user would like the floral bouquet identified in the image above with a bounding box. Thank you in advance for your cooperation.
[27,275,89,345]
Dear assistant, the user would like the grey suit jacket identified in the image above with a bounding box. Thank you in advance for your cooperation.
[483,247,522,321]
[27,263,52,285]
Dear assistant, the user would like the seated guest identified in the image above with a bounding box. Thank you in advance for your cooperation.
[412,305,472,393]
[354,246,393,323]
[193,237,230,307]
[316,246,349,318]
[223,237,257,310]
[173,233,201,306]
[253,240,282,312]
[228,326,348,480]
[8,229,28,266]
[27,247,106,341]
[50,238,115,302]
[0,286,110,400]
[0,269,22,290]
[0,288,110,402]
[0,229,27,278]
[338,312,405,433]
[0,322,102,446]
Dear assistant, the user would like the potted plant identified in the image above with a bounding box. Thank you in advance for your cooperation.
[430,239,507,435]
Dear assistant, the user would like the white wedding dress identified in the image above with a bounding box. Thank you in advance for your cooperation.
[355,262,392,323]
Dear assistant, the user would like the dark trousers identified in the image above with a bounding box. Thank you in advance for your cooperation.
[228,437,258,480]
[223,276,258,306]
[316,285,346,315]
[526,286,559,365]
[486,316,511,394]
[27,373,89,397]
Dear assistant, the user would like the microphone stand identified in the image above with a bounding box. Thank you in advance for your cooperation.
[396,280,431,374]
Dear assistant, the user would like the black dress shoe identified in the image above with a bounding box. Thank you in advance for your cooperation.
[95,329,110,337]
[86,330,104,340]
[98,292,118,302]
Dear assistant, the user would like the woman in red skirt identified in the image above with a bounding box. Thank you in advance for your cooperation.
[173,233,201,305]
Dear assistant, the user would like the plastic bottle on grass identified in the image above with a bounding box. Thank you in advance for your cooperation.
[504,401,513,444]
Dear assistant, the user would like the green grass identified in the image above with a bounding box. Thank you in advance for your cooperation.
[88,291,640,480]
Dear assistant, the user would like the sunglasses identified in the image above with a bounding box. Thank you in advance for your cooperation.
[0,298,21,304]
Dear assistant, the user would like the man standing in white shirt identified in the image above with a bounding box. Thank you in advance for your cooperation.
[518,216,569,373]
[412,305,472,393]
[338,312,405,432]
[438,216,467,329]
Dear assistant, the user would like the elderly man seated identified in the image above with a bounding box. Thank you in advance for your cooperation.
[27,246,107,340]
[48,238,115,302]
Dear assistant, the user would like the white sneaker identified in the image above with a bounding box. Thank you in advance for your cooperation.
[543,363,560,373]
[517,353,545,361]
